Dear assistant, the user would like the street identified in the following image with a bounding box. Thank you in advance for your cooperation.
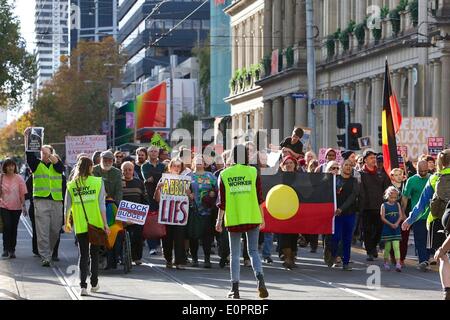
[0,216,442,301]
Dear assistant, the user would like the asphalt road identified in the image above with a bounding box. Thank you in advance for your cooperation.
[0,216,443,300]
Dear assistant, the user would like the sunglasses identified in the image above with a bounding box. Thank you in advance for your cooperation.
[330,167,340,170]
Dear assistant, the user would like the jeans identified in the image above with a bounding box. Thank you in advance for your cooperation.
[331,214,356,265]
[76,232,99,289]
[0,209,21,253]
[229,227,263,283]
[262,233,273,258]
[413,219,430,263]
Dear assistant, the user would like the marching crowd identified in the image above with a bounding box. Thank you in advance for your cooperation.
[0,126,450,299]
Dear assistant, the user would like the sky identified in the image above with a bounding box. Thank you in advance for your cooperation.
[9,0,36,123]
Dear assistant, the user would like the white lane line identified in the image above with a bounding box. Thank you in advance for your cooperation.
[20,216,80,300]
[141,260,214,300]
[288,268,381,300]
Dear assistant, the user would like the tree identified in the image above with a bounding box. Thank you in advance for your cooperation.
[0,111,32,158]
[192,38,210,116]
[0,0,36,110]
[31,37,126,151]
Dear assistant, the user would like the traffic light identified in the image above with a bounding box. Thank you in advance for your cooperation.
[336,101,347,129]
[348,123,362,150]
[378,125,382,146]
[337,133,346,148]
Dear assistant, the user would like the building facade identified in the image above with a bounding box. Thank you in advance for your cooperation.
[34,0,70,90]
[70,0,118,49]
[118,0,210,97]
[254,0,450,154]
[224,0,266,144]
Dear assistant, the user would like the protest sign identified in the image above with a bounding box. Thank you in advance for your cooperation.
[397,146,408,168]
[318,148,343,165]
[397,117,438,160]
[65,135,107,165]
[116,200,149,225]
[151,132,171,152]
[25,127,44,152]
[126,112,135,129]
[358,136,372,149]
[158,174,192,226]
[299,127,312,152]
[428,137,445,158]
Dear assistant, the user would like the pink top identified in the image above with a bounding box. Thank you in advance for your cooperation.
[0,174,27,211]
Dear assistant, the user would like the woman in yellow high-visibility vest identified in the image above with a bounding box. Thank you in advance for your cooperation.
[64,157,110,297]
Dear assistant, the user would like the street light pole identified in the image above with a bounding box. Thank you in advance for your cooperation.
[306,0,317,152]
[108,81,112,149]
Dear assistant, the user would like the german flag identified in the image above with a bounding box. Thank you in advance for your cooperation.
[382,60,402,175]
[260,172,336,234]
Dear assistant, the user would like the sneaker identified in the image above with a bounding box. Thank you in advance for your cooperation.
[80,288,88,296]
[384,263,390,271]
[42,260,51,267]
[91,284,100,293]
[395,263,402,272]
[243,259,251,267]
[149,249,157,255]
[9,252,16,259]
[191,260,199,268]
[335,256,342,264]
[342,264,352,271]
[418,261,429,272]
[264,257,273,264]
[134,260,142,266]
[2,251,8,258]
[175,264,186,270]
[166,262,173,269]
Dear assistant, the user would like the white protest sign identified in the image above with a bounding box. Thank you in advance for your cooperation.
[299,127,312,152]
[267,151,282,168]
[397,117,439,160]
[65,135,107,165]
[158,174,192,226]
[115,200,149,225]
[318,148,343,165]
[25,127,44,152]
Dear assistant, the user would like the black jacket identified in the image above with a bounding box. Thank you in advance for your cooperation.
[359,167,391,212]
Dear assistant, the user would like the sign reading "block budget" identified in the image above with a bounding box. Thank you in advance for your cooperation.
[116,200,149,225]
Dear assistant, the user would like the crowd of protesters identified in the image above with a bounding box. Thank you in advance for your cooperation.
[0,126,449,299]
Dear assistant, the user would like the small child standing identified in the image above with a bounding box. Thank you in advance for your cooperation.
[380,186,405,272]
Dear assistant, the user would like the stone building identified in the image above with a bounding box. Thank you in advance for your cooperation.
[226,0,450,154]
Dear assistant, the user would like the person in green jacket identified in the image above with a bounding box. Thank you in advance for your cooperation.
[64,157,110,297]
[215,144,268,299]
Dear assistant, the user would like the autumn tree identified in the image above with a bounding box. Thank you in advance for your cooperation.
[31,37,126,149]
[0,111,33,158]
[0,0,36,110]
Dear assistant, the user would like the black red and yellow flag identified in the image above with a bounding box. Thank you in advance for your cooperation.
[260,172,336,234]
[382,60,402,175]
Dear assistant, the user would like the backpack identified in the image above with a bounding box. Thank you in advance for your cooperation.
[430,174,450,219]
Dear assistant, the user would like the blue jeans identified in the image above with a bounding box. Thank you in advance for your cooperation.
[262,233,273,258]
[413,218,430,263]
[229,227,263,283]
[331,214,356,265]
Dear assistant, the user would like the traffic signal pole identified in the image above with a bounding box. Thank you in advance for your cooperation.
[345,102,349,149]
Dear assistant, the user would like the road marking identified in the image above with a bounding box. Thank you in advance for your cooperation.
[286,267,381,300]
[20,217,80,300]
[141,260,214,300]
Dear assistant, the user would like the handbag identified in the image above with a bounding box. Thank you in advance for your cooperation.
[75,180,107,246]
[186,201,206,239]
[143,211,166,240]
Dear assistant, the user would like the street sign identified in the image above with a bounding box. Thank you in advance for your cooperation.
[292,93,308,99]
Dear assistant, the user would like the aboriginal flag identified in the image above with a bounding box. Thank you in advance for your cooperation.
[260,172,336,234]
[382,60,402,175]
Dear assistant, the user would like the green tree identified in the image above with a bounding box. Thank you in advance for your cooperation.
[31,37,125,149]
[0,0,36,110]
[192,38,210,117]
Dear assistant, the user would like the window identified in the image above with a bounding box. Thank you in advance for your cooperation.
[154,20,164,29]
[193,20,201,29]
[183,20,192,29]
[202,20,209,30]
[165,19,173,29]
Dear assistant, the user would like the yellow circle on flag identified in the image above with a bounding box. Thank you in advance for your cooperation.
[266,185,299,220]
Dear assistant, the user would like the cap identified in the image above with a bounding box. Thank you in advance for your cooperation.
[362,149,376,160]
[341,150,355,160]
[100,150,114,160]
